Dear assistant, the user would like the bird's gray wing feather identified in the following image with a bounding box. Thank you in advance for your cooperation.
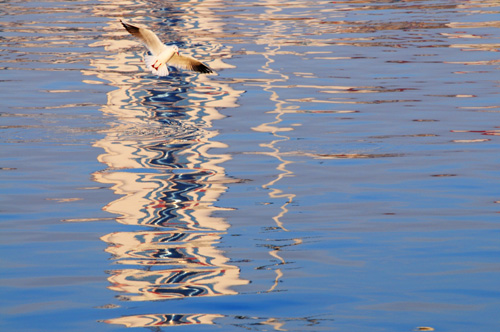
[120,20,165,55]
[167,53,213,74]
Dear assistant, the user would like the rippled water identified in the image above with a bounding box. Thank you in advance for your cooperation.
[2,1,500,331]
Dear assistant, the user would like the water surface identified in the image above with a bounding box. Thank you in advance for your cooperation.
[1,1,500,331]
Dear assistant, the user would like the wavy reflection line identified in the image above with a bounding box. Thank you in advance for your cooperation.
[248,3,302,293]
[252,46,295,233]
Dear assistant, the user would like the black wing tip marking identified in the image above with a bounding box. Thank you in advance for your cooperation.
[194,62,214,74]
[120,20,139,34]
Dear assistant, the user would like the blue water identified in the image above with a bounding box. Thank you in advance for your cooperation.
[1,1,500,331]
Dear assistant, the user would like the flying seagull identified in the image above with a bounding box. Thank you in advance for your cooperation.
[120,20,214,76]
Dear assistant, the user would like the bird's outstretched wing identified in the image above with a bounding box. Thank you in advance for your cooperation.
[167,53,214,74]
[120,20,166,56]
[120,19,214,75]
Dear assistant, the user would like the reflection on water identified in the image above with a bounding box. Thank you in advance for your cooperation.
[88,5,248,326]
[104,313,224,328]
[105,312,333,330]
[105,312,334,330]
[2,0,500,331]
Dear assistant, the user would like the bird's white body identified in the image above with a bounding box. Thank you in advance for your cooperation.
[144,46,178,76]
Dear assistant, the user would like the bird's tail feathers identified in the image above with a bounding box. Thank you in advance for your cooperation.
[145,55,169,76]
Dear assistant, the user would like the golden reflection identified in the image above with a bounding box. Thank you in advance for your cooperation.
[248,3,302,293]
[108,267,246,301]
[260,317,287,331]
[104,313,224,328]
[104,312,332,329]
[101,231,228,266]
[85,0,247,327]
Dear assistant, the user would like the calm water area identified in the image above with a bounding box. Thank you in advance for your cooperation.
[1,1,500,331]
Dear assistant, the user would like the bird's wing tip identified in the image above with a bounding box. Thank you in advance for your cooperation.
[194,62,216,75]
[119,19,136,29]
[207,66,219,75]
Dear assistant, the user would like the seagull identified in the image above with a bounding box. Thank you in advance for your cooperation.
[120,20,214,76]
